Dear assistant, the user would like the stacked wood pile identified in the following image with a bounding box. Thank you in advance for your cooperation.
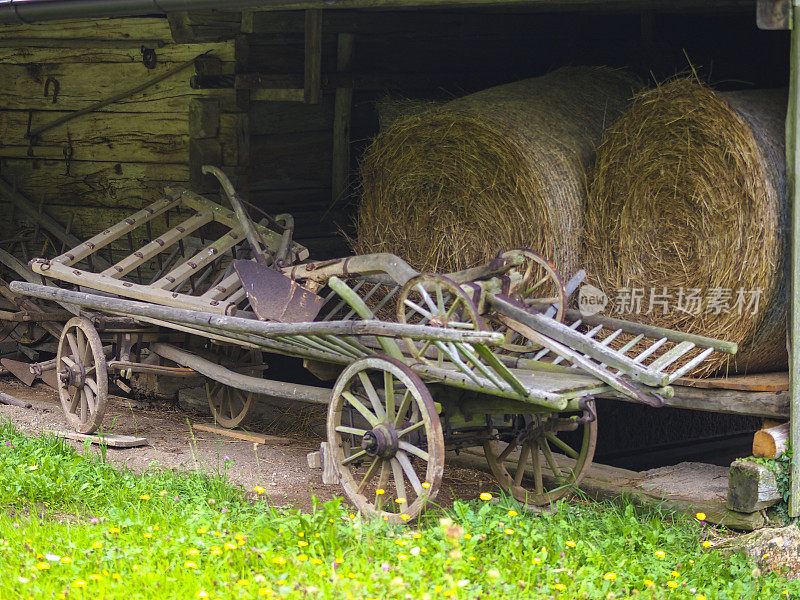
[0,15,246,244]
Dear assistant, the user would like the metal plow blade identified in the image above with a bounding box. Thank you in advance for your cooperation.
[234,259,325,323]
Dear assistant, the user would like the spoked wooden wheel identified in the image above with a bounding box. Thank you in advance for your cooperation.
[396,274,483,364]
[327,356,444,523]
[56,317,108,434]
[205,346,264,429]
[484,400,597,506]
[491,249,567,354]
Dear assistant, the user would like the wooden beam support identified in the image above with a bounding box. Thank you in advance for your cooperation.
[304,10,323,105]
[788,0,800,518]
[331,33,354,204]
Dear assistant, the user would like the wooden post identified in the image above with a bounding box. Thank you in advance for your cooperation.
[788,0,800,518]
[304,9,323,105]
[332,33,355,204]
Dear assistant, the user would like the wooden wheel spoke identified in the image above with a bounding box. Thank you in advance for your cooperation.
[514,442,532,487]
[498,439,519,463]
[342,391,379,427]
[69,388,80,412]
[383,372,396,421]
[356,457,381,495]
[395,451,423,496]
[416,285,438,314]
[540,439,564,482]
[397,420,425,438]
[84,387,96,413]
[532,441,544,494]
[336,425,367,436]
[375,462,388,511]
[390,458,408,512]
[546,433,578,459]
[398,440,429,462]
[85,377,99,395]
[393,390,412,428]
[80,389,88,422]
[403,298,433,320]
[66,332,80,362]
[342,449,367,466]
[61,355,77,370]
[357,372,386,420]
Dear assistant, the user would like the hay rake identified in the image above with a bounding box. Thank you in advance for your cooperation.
[10,167,737,521]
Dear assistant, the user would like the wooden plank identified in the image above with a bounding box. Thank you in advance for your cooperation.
[0,18,174,41]
[0,62,234,113]
[189,98,221,139]
[192,422,291,445]
[52,430,148,448]
[250,89,305,102]
[0,41,235,64]
[789,0,800,518]
[219,112,249,167]
[0,159,188,210]
[304,10,323,105]
[676,372,790,392]
[1,110,188,163]
[331,33,355,204]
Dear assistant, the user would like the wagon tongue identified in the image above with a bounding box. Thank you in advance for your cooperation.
[234,259,325,323]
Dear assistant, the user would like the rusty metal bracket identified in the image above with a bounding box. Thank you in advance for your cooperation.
[757,0,791,30]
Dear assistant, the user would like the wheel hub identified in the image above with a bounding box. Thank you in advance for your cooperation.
[361,423,399,458]
[59,363,86,388]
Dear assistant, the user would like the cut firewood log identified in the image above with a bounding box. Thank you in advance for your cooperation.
[753,422,790,459]
[728,459,781,513]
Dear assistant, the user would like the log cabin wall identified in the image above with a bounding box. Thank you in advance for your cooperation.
[0,13,246,249]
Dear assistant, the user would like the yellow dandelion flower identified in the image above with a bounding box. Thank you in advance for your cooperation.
[297,555,309,562]
[376,489,385,495]
[421,482,431,489]
[349,513,356,519]
[298,540,308,547]
[311,558,323,565]
[36,562,50,571]
[224,543,237,551]
[654,550,665,559]
[108,527,120,534]
[112,573,121,580]
[507,510,518,517]
[643,579,655,588]
[187,548,200,557]
[237,579,250,586]
[139,495,150,501]
[60,557,72,564]
[604,572,617,581]
[702,541,712,548]
[234,534,244,541]
[469,556,476,561]
[132,565,140,571]
[143,533,152,539]
[271,556,286,565]
[667,581,677,589]
[671,571,680,578]
[566,540,576,548]
[505,528,515,535]
[532,557,541,565]
[153,525,159,531]
[197,592,209,599]
[196,529,207,534]
[401,514,411,521]
[92,541,102,549]
[479,492,492,501]
[29,465,38,471]
[254,486,265,494]
[210,547,222,556]
[184,561,198,569]
[72,580,86,589]
[696,595,707,600]
[398,554,408,561]
[696,512,706,521]
[554,583,566,591]
[395,498,406,504]
[88,574,102,581]
[258,589,274,597]
[464,533,472,540]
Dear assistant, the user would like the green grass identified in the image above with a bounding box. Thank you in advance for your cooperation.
[0,421,796,600]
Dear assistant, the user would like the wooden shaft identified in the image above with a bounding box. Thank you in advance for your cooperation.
[790,2,800,518]
[0,391,32,409]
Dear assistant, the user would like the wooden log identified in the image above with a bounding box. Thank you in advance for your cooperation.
[303,10,323,105]
[189,98,221,139]
[0,110,188,163]
[331,33,355,204]
[0,18,175,42]
[753,422,790,458]
[728,458,782,512]
[53,430,148,448]
[192,423,291,445]
[168,11,242,44]
[0,62,234,113]
[0,41,235,65]
[0,391,32,409]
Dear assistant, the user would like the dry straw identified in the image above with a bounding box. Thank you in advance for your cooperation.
[356,67,639,279]
[585,79,788,375]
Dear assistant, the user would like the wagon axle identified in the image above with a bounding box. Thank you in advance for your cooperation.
[361,423,399,459]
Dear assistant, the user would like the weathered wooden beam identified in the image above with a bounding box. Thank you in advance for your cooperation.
[304,10,323,105]
[331,33,354,204]
[728,459,781,513]
[189,98,221,139]
[753,421,790,458]
[193,423,291,445]
[788,0,800,518]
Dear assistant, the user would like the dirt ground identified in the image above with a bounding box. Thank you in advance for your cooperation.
[0,377,495,512]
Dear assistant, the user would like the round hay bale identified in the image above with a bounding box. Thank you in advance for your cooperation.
[585,79,788,375]
[356,67,639,278]
[374,95,445,130]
